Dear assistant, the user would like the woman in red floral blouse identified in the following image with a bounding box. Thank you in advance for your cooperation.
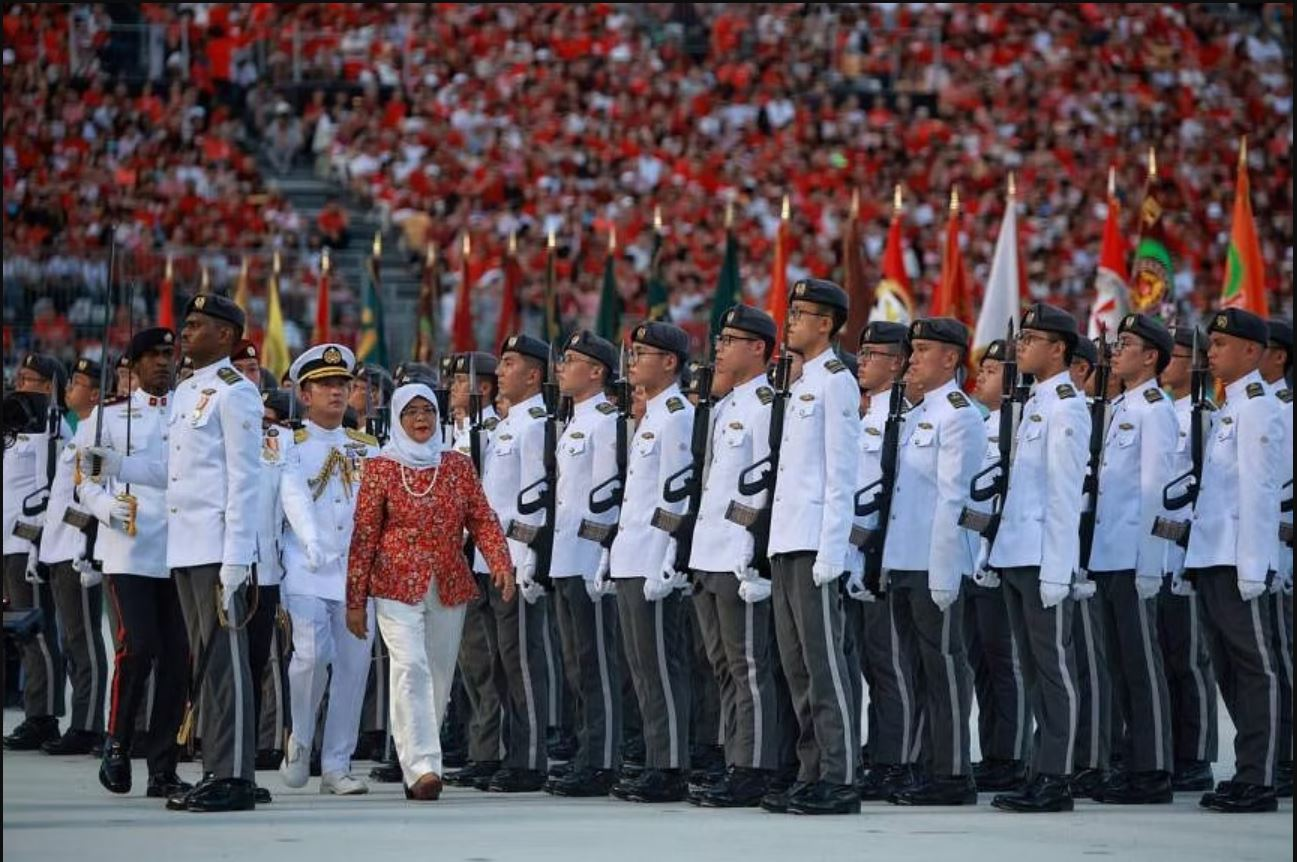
[345,383,514,800]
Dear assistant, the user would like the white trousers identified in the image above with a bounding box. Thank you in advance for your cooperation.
[285,592,375,776]
[375,581,467,785]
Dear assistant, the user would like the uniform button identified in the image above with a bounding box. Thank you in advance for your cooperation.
[336,526,343,531]
[170,507,178,514]
[171,475,178,482]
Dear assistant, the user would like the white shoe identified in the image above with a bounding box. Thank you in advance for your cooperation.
[320,771,369,795]
[279,735,309,789]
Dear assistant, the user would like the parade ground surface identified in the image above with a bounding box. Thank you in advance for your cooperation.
[3,702,1292,862]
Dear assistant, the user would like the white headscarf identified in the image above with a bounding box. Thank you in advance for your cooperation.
[382,383,442,469]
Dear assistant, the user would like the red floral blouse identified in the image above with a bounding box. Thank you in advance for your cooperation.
[346,453,512,610]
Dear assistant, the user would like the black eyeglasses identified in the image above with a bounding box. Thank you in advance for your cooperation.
[858,347,902,361]
[714,333,763,349]
[787,308,833,323]
[629,348,671,364]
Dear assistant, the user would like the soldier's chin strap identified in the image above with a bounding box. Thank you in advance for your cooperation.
[216,565,261,631]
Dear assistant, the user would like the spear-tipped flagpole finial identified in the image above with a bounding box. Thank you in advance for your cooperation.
[608,225,617,253]
[240,254,250,279]
[724,198,734,230]
[165,251,174,281]
[850,188,860,219]
[1147,147,1158,180]
[462,232,470,259]
[893,184,903,213]
[950,185,960,213]
[547,229,556,250]
[653,205,662,233]
[1239,135,1248,168]
[508,230,516,256]
[1007,172,1017,198]
[1107,166,1115,199]
[780,194,790,220]
[200,264,210,293]
[272,248,281,277]
[322,246,331,273]
[372,231,382,258]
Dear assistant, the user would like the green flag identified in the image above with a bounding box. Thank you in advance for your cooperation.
[709,227,741,338]
[647,230,669,321]
[596,244,621,341]
[1129,150,1175,320]
[357,258,389,369]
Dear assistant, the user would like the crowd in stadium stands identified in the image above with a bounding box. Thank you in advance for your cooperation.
[3,3,1292,371]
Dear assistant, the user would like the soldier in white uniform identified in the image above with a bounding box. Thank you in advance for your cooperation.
[89,295,264,812]
[37,357,107,756]
[881,318,986,806]
[1187,309,1284,814]
[544,330,624,797]
[277,343,380,796]
[82,329,189,799]
[763,279,860,816]
[988,303,1090,814]
[608,321,696,804]
[2,354,67,750]
[1087,313,1177,804]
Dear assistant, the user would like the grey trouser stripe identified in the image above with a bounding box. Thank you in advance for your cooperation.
[654,599,680,769]
[594,596,615,768]
[542,604,559,727]
[744,599,764,768]
[888,597,913,761]
[941,608,962,775]
[1009,629,1026,759]
[519,597,540,769]
[80,581,101,728]
[229,617,246,778]
[821,586,854,785]
[1078,599,1099,767]
[34,579,56,715]
[1056,601,1078,776]
[1135,595,1167,772]
[1187,597,1209,760]
[1249,599,1278,788]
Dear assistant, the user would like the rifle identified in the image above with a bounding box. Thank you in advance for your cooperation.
[723,335,794,580]
[1152,327,1206,548]
[459,355,485,570]
[434,356,454,444]
[580,344,629,549]
[116,279,139,537]
[362,367,391,444]
[958,319,1030,556]
[650,362,713,572]
[510,347,565,591]
[72,245,119,566]
[1077,330,1110,572]
[850,369,907,596]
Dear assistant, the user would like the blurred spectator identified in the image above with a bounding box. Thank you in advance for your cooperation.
[264,101,302,175]
[316,199,352,249]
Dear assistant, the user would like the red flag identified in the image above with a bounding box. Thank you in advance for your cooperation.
[768,196,790,344]
[931,187,972,327]
[841,190,869,348]
[451,233,476,352]
[158,254,175,330]
[1221,138,1268,316]
[495,235,522,347]
[1087,169,1130,337]
[313,249,332,345]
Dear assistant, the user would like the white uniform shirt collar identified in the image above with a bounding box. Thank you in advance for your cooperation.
[304,418,346,438]
[188,357,233,381]
[571,393,609,418]
[799,346,834,377]
[1032,369,1073,400]
[645,383,683,415]
[728,373,767,401]
[512,392,546,416]
[1223,369,1264,404]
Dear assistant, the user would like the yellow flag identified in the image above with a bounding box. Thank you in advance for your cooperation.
[263,260,291,381]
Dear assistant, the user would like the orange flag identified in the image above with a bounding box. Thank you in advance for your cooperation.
[1221,137,1268,316]
[931,187,972,327]
[313,248,332,345]
[768,195,790,344]
[158,253,175,330]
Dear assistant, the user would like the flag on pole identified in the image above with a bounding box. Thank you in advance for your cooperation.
[841,190,869,348]
[232,255,251,316]
[452,233,476,352]
[1221,137,1268,316]
[931,186,973,327]
[158,253,175,330]
[868,186,914,325]
[709,201,743,338]
[1087,168,1129,338]
[495,233,522,347]
[262,251,291,381]
[596,228,622,341]
[1129,148,1176,318]
[768,195,790,343]
[647,206,669,321]
[313,248,332,345]
[412,245,437,361]
[356,233,390,369]
[975,175,1028,355]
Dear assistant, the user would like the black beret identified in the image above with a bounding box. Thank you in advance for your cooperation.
[70,357,103,382]
[353,363,395,398]
[564,330,617,373]
[452,351,499,377]
[835,349,859,379]
[128,327,176,361]
[184,293,245,333]
[500,334,550,365]
[719,304,777,345]
[1073,337,1099,368]
[631,321,689,358]
[230,339,258,363]
[1266,318,1293,352]
[261,388,301,419]
[1021,302,1079,347]
[1117,312,1173,358]
[859,321,909,350]
[21,353,64,382]
[1170,325,1203,351]
[981,339,1008,363]
[393,361,438,387]
[115,353,131,370]
[790,277,848,313]
[909,317,970,350]
[1207,308,1268,346]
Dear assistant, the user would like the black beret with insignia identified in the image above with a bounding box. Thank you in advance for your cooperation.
[500,334,550,365]
[632,321,690,360]
[1207,308,1268,346]
[981,339,1007,364]
[859,321,910,351]
[791,277,848,313]
[393,361,438,387]
[909,317,970,350]
[1266,318,1292,354]
[21,353,64,383]
[184,293,245,333]
[1118,312,1173,365]
[128,327,176,361]
[1170,325,1204,352]
[565,330,617,373]
[720,304,777,346]
[452,351,499,378]
[261,388,301,419]
[1072,337,1098,369]
[230,339,258,363]
[71,357,103,383]
[1021,302,1079,348]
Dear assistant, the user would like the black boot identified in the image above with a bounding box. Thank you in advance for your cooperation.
[3,716,60,751]
[626,769,688,803]
[973,758,1027,792]
[610,769,646,801]
[1276,761,1293,799]
[1096,770,1172,804]
[759,777,810,813]
[1069,766,1107,800]
[891,774,978,806]
[486,766,547,793]
[1199,782,1279,813]
[445,759,500,788]
[254,748,284,771]
[98,738,132,794]
[699,766,772,808]
[369,758,403,783]
[146,771,193,799]
[547,727,578,762]
[1171,760,1214,792]
[858,763,916,801]
[787,781,861,815]
[547,767,618,797]
[40,728,102,756]
[173,777,257,812]
[991,773,1073,812]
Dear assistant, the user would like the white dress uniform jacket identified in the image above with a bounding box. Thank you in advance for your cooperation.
[1163,394,1214,578]
[2,421,50,555]
[768,347,860,570]
[882,379,987,591]
[1184,371,1284,585]
[452,406,499,460]
[610,383,694,579]
[255,425,291,587]
[119,358,262,569]
[1267,379,1293,583]
[551,394,619,579]
[80,392,171,578]
[38,418,91,565]
[279,421,379,600]
[688,374,773,574]
[988,369,1091,585]
[1087,378,1178,578]
[479,392,547,574]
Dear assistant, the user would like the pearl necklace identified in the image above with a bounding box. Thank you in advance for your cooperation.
[399,464,441,498]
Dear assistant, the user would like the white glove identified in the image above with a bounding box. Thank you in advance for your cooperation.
[1282,570,1293,597]
[811,559,842,587]
[1169,573,1195,596]
[83,446,123,479]
[219,564,251,613]
[304,544,326,572]
[1135,575,1162,600]
[738,578,771,604]
[1040,581,1071,609]
[592,549,616,596]
[24,548,43,584]
[1070,573,1096,601]
[1237,578,1267,603]
[642,574,675,602]
[845,570,870,601]
[930,588,959,612]
[733,559,761,583]
[584,577,603,601]
[108,497,134,532]
[72,556,102,588]
[518,577,545,604]
[972,567,1001,589]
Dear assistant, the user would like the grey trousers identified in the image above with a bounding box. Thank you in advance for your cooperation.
[692,573,783,770]
[770,552,856,786]
[541,597,567,735]
[48,560,107,732]
[1156,582,1218,765]
[1093,572,1173,773]
[2,553,65,719]
[257,625,288,754]
[616,578,691,770]
[859,596,918,766]
[359,631,389,738]
[964,581,1029,763]
[1001,567,1079,777]
[459,571,503,762]
[1071,592,1110,771]
[172,565,256,781]
[840,593,864,767]
[552,578,622,770]
[688,592,724,755]
[488,581,551,772]
[888,571,974,777]
[1191,567,1280,788]
[1271,589,1293,764]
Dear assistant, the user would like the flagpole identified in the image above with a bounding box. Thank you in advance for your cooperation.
[545,229,557,342]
